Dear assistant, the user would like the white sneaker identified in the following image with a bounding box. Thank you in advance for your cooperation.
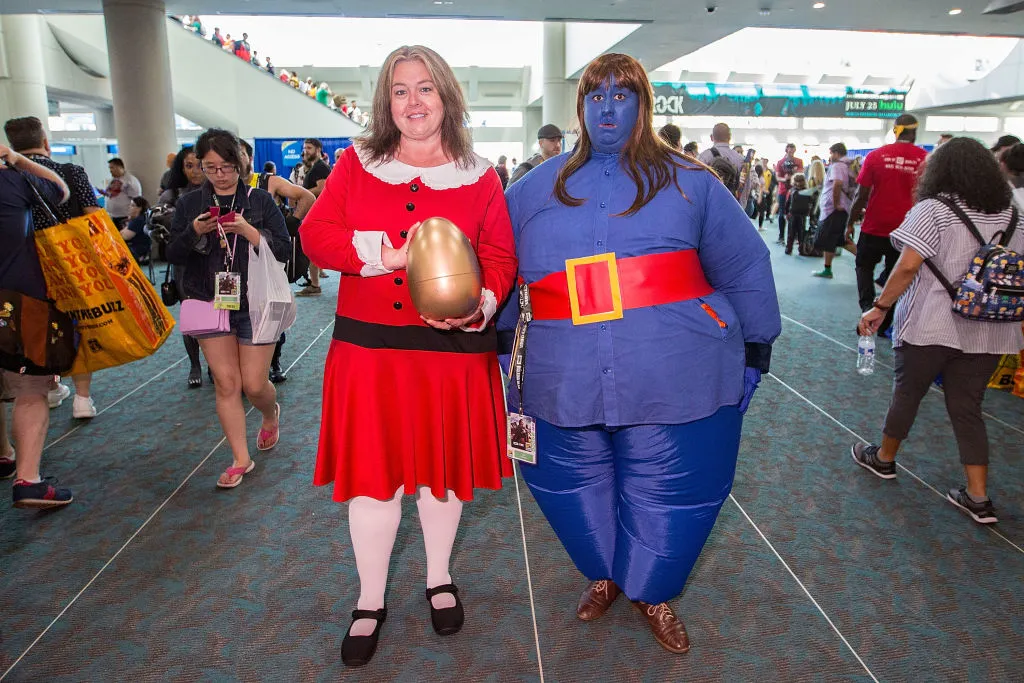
[72,395,97,419]
[48,382,71,408]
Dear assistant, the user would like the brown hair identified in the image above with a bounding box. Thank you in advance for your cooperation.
[358,45,473,167]
[554,53,706,216]
[3,116,45,152]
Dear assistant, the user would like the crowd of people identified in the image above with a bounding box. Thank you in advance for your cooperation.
[2,37,1023,673]
[175,16,368,126]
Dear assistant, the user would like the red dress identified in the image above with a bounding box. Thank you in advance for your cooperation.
[300,145,517,502]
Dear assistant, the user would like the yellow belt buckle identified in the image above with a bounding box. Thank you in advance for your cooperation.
[565,252,624,325]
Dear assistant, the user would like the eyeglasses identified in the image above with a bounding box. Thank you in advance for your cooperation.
[202,164,237,176]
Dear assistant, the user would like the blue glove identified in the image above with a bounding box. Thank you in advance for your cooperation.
[738,367,762,415]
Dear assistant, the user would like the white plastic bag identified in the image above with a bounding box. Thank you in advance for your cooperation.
[247,242,297,345]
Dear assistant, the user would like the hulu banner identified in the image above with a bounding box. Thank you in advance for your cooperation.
[652,83,906,119]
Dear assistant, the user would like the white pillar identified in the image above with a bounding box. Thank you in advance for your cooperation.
[0,15,51,136]
[542,22,575,133]
[523,107,543,159]
[102,0,176,203]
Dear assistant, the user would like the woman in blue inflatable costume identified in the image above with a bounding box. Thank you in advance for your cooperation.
[499,53,781,653]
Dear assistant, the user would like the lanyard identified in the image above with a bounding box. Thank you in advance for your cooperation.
[509,281,533,410]
[213,192,238,271]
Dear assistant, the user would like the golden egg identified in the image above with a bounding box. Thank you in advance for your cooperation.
[406,217,482,320]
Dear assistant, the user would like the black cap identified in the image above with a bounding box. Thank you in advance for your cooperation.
[991,134,1022,152]
[537,124,562,140]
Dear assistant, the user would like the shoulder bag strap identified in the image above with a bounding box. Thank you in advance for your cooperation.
[4,160,62,228]
[998,207,1019,247]
[709,147,721,158]
[922,195,968,300]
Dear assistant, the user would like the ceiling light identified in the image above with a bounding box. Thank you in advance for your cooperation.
[948,7,962,13]
[813,2,825,8]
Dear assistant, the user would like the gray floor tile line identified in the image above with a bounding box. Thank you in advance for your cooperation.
[0,323,334,683]
[43,355,190,452]
[765,372,1024,556]
[512,463,545,683]
[727,494,880,682]
[779,313,1024,438]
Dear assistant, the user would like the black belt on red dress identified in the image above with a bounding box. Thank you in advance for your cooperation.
[333,315,497,354]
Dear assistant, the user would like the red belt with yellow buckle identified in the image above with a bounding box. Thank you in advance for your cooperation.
[528,249,713,325]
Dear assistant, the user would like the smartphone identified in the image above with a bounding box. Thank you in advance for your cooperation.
[219,211,236,224]
[208,206,221,218]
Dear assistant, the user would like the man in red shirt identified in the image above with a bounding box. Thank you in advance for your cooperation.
[846,114,927,331]
[774,143,804,245]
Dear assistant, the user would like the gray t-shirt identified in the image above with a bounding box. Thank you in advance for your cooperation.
[697,143,744,175]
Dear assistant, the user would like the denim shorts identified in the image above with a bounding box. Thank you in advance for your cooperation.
[193,309,274,346]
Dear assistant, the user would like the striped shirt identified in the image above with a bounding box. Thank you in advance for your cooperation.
[890,194,1024,354]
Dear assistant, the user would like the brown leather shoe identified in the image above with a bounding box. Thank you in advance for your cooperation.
[633,601,691,653]
[576,580,622,621]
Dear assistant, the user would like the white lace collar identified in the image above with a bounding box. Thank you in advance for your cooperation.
[355,142,490,190]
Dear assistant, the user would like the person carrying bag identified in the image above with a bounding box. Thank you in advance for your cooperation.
[31,176,175,376]
[0,165,77,375]
[165,128,292,490]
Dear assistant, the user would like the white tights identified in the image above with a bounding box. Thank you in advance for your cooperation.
[348,486,463,636]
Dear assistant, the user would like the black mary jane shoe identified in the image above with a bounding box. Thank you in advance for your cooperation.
[342,607,387,667]
[426,583,464,636]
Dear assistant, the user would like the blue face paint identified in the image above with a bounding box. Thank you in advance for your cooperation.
[583,75,640,154]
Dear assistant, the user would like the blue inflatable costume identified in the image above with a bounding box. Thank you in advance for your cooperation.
[499,54,781,653]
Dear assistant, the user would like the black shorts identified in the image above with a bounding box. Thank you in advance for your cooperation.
[814,211,849,252]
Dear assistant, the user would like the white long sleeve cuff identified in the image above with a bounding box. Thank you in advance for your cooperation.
[461,288,497,332]
[352,230,394,277]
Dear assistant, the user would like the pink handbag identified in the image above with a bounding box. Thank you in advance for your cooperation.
[179,299,230,336]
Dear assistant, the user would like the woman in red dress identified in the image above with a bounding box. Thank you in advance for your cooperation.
[299,45,517,667]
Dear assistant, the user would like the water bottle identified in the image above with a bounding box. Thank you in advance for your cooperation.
[857,335,876,375]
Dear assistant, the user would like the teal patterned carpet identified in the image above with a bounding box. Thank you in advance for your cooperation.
[1,223,1022,682]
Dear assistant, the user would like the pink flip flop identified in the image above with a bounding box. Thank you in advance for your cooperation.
[217,460,256,489]
[257,403,281,451]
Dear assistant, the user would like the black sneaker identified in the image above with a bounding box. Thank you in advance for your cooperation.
[0,456,15,480]
[946,486,997,524]
[269,363,287,384]
[850,443,897,480]
[12,477,73,509]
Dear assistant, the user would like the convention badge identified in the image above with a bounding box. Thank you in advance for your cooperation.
[214,271,241,310]
[507,412,537,465]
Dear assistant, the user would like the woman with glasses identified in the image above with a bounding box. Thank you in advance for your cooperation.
[166,128,292,488]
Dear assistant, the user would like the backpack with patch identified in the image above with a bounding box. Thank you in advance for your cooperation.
[924,195,1024,323]
[708,148,740,197]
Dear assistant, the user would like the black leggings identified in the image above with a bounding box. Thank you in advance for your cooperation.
[883,345,1001,466]
[757,193,772,228]
[787,213,808,253]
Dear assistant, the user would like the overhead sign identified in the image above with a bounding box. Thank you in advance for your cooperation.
[652,83,907,119]
[253,138,354,178]
[50,144,77,156]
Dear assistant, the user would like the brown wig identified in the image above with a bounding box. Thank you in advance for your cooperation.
[554,54,706,216]
[916,137,1011,214]
[358,45,474,168]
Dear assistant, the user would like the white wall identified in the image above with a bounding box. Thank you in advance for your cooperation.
[907,39,1024,112]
